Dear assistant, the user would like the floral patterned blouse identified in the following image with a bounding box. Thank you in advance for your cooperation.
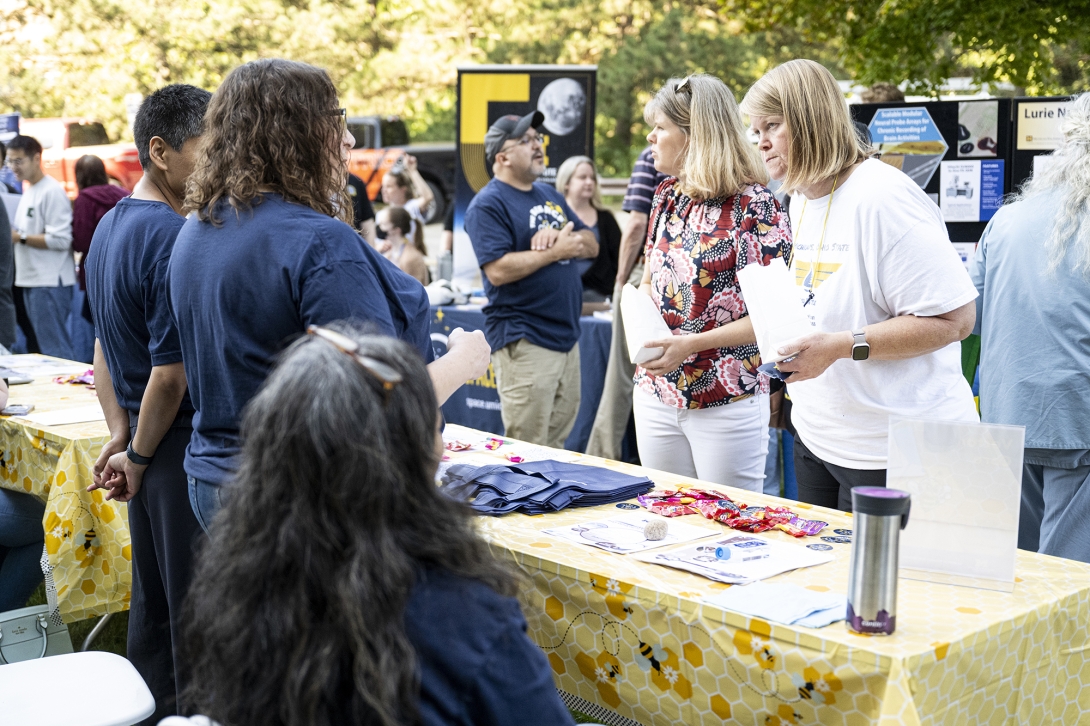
[634,179,793,409]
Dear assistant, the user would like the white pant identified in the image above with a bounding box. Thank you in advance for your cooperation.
[633,388,770,492]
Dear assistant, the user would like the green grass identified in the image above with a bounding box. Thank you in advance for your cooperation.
[26,583,129,656]
[571,710,602,723]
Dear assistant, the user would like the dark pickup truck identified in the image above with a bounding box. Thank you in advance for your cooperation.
[346,116,455,222]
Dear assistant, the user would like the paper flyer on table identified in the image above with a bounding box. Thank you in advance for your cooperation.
[619,284,673,365]
[736,258,810,364]
[18,404,106,427]
[635,533,834,585]
[541,512,717,554]
[0,355,90,377]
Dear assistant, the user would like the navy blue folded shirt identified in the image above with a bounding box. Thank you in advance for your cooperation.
[464,179,587,353]
[167,193,432,486]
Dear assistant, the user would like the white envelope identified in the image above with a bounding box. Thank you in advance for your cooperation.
[619,283,674,365]
[736,258,810,364]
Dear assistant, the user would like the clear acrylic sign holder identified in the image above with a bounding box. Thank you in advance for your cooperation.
[887,416,1024,592]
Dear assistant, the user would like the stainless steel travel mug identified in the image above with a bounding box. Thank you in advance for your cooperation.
[846,487,911,636]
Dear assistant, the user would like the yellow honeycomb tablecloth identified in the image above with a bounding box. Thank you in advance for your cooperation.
[443,425,1090,726]
[0,359,129,623]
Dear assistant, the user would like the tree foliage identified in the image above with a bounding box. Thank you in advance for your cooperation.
[722,0,1090,94]
[1,0,1086,177]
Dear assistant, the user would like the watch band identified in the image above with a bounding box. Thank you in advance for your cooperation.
[851,329,870,361]
[19,234,26,245]
[852,329,867,345]
[126,441,153,466]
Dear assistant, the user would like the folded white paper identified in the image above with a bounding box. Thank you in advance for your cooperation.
[703,581,847,628]
[19,404,106,427]
[542,512,717,554]
[736,258,810,364]
[619,284,673,365]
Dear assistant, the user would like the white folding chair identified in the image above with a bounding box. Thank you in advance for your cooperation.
[0,650,154,726]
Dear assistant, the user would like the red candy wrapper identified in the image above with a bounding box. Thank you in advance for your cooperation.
[444,440,472,452]
[636,487,731,517]
[504,454,525,463]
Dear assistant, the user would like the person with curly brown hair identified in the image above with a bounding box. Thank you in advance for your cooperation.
[167,59,490,531]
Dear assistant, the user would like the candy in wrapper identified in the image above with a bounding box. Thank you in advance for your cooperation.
[444,440,472,452]
[636,487,731,517]
[775,516,828,538]
[484,438,505,450]
[504,454,525,463]
[637,495,695,517]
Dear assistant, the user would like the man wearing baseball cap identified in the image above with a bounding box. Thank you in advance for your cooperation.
[464,111,599,448]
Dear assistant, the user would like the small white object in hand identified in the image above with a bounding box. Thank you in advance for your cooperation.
[643,520,668,541]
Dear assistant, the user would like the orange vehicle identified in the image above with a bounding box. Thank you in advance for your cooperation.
[17,118,143,198]
[346,115,454,222]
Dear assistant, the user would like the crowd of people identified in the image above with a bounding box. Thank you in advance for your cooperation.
[0,54,1086,725]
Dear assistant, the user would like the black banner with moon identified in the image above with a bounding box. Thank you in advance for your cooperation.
[452,64,597,285]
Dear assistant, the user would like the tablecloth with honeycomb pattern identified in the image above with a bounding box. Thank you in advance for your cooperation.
[443,425,1090,726]
[0,364,128,623]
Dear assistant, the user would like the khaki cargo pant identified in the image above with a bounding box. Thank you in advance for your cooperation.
[492,339,581,449]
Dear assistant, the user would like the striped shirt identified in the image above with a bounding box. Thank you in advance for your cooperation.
[622,147,669,215]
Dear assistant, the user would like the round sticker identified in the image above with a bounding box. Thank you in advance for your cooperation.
[807,543,834,551]
[833,528,853,536]
[616,502,639,510]
[821,536,853,544]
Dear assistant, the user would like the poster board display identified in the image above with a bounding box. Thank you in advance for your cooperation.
[452,65,597,287]
[887,416,1024,592]
[852,100,1012,243]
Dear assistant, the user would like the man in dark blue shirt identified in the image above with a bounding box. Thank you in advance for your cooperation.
[85,84,211,724]
[464,111,598,447]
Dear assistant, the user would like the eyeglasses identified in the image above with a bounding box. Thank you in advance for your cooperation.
[327,108,347,132]
[306,325,402,392]
[675,77,692,95]
[501,132,542,154]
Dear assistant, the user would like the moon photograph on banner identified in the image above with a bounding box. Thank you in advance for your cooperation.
[451,65,597,285]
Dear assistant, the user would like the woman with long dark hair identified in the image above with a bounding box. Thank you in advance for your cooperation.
[182,329,573,726]
[168,59,489,531]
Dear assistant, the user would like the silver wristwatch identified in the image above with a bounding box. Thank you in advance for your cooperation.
[851,329,870,361]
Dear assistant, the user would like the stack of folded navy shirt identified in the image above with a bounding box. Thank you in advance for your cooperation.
[440,460,655,516]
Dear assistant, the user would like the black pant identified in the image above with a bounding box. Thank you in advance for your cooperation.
[794,436,886,511]
[126,418,204,724]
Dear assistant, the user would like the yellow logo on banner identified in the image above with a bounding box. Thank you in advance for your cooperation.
[459,73,531,192]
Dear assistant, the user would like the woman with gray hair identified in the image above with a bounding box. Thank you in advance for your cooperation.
[971,92,1090,564]
[556,155,620,300]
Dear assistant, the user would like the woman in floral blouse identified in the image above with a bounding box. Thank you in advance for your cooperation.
[634,74,792,491]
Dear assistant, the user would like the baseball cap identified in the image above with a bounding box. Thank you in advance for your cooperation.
[484,110,545,166]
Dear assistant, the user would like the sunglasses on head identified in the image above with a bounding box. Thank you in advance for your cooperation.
[306,325,402,392]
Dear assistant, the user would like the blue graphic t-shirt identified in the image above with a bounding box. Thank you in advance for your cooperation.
[464,179,587,353]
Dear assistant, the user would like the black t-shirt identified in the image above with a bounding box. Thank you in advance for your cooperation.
[347,173,375,229]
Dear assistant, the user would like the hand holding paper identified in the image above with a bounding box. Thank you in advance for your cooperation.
[619,283,674,366]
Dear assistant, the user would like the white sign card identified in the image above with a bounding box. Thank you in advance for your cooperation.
[635,533,834,585]
[1017,101,1070,151]
[541,512,717,554]
[888,416,1024,592]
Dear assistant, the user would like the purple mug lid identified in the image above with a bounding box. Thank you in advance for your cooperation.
[852,487,911,518]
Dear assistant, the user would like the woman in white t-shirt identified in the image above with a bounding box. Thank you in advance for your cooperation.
[740,60,979,511]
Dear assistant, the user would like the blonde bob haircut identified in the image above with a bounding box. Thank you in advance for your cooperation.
[740,59,870,194]
[643,74,767,200]
[555,155,606,211]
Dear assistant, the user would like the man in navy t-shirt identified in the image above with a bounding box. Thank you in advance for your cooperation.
[464,111,598,448]
[85,84,211,723]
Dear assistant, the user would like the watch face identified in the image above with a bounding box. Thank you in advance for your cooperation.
[852,344,870,361]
